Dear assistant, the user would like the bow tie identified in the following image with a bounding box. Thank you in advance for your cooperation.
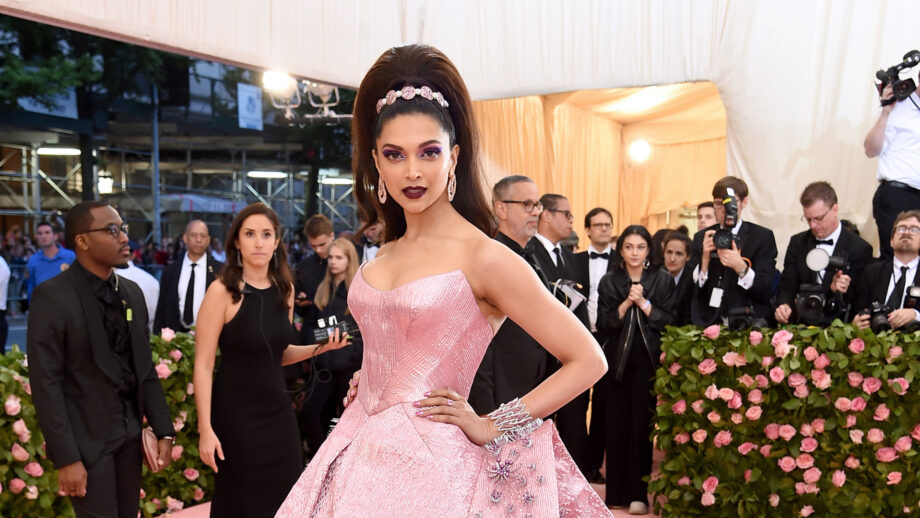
[815,239,834,246]
[589,252,610,260]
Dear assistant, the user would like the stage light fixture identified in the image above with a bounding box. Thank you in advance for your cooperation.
[629,140,651,163]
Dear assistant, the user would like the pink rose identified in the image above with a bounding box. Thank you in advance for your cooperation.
[889,378,910,395]
[160,327,176,342]
[802,505,815,517]
[774,340,791,359]
[851,396,867,412]
[660,352,666,363]
[744,469,752,482]
[847,371,864,387]
[9,478,25,494]
[835,397,852,412]
[11,443,28,462]
[888,345,903,360]
[702,476,719,493]
[749,330,763,345]
[718,387,734,401]
[804,346,818,361]
[769,367,786,384]
[193,487,205,501]
[845,455,860,469]
[745,406,762,421]
[23,462,43,477]
[843,414,858,428]
[814,354,830,370]
[769,494,780,507]
[12,419,30,443]
[895,436,913,452]
[171,445,184,461]
[707,411,721,424]
[166,496,184,512]
[187,383,195,395]
[764,423,780,440]
[795,482,806,495]
[704,384,719,400]
[155,363,172,379]
[4,394,21,416]
[778,456,796,472]
[692,429,708,443]
[703,325,721,339]
[727,392,743,409]
[794,385,810,399]
[731,413,744,425]
[673,432,690,445]
[874,404,890,422]
[800,423,814,437]
[832,469,846,487]
[691,400,705,414]
[701,492,716,506]
[811,419,825,433]
[762,356,774,368]
[796,453,815,469]
[755,374,769,388]
[867,428,884,443]
[801,437,818,453]
[183,468,200,481]
[811,369,831,390]
[887,471,902,485]
[848,338,865,354]
[877,447,898,462]
[788,373,807,388]
[748,389,764,404]
[671,400,686,415]
[757,445,771,457]
[850,429,864,443]
[862,377,882,395]
[169,349,183,362]
[772,329,794,348]
[738,374,755,388]
[803,467,821,484]
[668,363,681,376]
[722,351,739,367]
[738,442,757,455]
[714,430,732,448]
[25,485,37,500]
[139,488,145,498]
[912,423,920,441]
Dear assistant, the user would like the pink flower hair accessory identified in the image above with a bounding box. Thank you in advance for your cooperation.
[376,85,450,113]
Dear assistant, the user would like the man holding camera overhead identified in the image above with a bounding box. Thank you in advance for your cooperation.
[865,53,920,261]
[775,182,873,326]
[853,210,920,331]
[691,176,777,327]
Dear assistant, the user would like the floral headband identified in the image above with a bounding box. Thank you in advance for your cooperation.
[376,85,449,114]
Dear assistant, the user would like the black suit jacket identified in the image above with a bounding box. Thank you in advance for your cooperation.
[293,254,327,319]
[527,237,589,327]
[28,264,174,468]
[153,255,222,333]
[667,265,695,327]
[776,228,874,320]
[853,259,920,314]
[691,221,778,324]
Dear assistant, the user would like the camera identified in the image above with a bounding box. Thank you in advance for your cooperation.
[725,306,767,331]
[713,188,739,250]
[795,283,829,326]
[312,315,361,343]
[903,285,920,310]
[794,249,850,325]
[863,302,893,334]
[876,50,920,106]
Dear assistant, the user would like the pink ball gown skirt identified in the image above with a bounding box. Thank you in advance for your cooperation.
[276,269,610,517]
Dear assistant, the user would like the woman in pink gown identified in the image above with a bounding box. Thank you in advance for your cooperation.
[277,44,611,517]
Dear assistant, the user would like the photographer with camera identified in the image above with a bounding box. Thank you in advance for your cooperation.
[865,51,920,261]
[853,210,920,332]
[691,176,777,328]
[775,182,873,326]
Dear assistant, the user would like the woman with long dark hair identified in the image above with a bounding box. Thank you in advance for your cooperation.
[276,44,609,516]
[597,225,676,514]
[193,203,349,517]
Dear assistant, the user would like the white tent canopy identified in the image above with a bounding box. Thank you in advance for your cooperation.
[2,0,919,252]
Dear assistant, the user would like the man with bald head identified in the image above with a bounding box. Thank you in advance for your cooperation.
[153,220,223,333]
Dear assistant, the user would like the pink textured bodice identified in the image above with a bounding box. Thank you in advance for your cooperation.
[276,268,610,517]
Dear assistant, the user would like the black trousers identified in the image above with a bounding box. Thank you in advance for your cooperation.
[71,402,142,518]
[0,309,7,351]
[585,332,607,473]
[874,181,920,261]
[604,342,655,506]
[555,389,590,474]
[301,369,351,454]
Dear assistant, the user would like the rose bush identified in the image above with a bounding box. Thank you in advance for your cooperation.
[651,322,920,517]
[0,330,214,517]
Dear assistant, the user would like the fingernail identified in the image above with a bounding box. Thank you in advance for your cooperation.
[415,410,424,416]
[349,389,355,396]
[426,416,434,420]
[412,401,421,407]
[350,380,357,387]
[447,399,454,406]
[424,391,431,396]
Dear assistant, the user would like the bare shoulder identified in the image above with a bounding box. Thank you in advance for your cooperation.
[462,235,533,296]
[374,242,395,259]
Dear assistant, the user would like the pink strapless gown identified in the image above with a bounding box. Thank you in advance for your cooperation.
[276,269,610,517]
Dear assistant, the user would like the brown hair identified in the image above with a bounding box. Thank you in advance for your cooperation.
[712,176,749,200]
[799,181,837,208]
[313,238,359,311]
[352,44,496,242]
[663,230,692,254]
[893,210,920,236]
[221,203,293,309]
[304,214,333,239]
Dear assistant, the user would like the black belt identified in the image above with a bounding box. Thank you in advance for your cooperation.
[882,180,920,194]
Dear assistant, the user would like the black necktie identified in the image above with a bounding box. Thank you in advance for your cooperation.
[553,246,565,268]
[815,239,834,246]
[589,251,610,260]
[183,263,197,327]
[887,265,910,308]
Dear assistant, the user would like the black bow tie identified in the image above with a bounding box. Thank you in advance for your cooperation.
[589,252,610,260]
[815,239,834,246]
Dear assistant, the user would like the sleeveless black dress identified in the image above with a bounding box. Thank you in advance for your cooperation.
[210,284,302,517]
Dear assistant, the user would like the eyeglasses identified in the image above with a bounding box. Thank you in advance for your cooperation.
[800,206,834,225]
[895,225,920,235]
[547,209,574,221]
[83,222,129,239]
[501,199,543,213]
[590,222,612,229]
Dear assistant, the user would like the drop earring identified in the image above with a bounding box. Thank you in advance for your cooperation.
[447,173,456,202]
[273,251,279,268]
[237,250,242,267]
[378,177,387,204]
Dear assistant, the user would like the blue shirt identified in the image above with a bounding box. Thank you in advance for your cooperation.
[26,246,76,299]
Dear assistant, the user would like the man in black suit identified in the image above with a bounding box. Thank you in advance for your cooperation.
[527,192,592,475]
[152,220,222,333]
[572,206,615,484]
[28,201,174,518]
[294,215,336,333]
[663,231,695,326]
[775,182,873,326]
[853,210,920,330]
[691,176,778,326]
[468,176,551,415]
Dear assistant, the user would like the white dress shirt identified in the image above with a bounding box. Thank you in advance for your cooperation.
[694,218,755,289]
[177,253,207,326]
[0,255,9,311]
[886,257,920,314]
[586,244,611,332]
[116,261,160,331]
[814,222,842,283]
[363,244,380,264]
[533,233,562,267]
[879,92,920,189]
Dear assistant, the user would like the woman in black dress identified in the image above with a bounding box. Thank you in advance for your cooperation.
[193,203,349,517]
[597,225,675,515]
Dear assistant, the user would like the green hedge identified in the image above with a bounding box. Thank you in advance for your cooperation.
[651,322,920,517]
[0,330,212,517]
